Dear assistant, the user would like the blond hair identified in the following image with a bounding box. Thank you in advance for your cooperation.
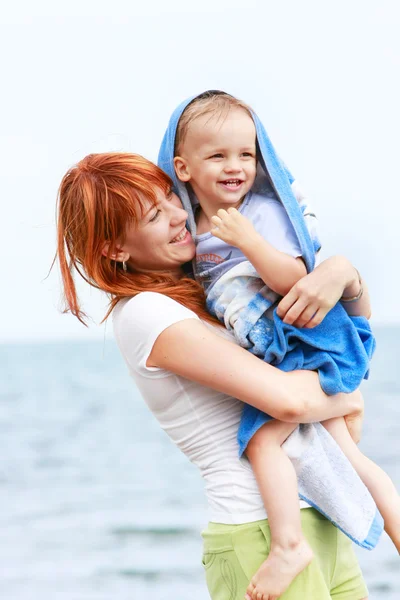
[175,91,253,154]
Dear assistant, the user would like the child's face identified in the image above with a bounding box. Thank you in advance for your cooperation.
[175,108,257,210]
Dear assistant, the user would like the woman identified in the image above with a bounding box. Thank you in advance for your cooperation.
[56,152,369,600]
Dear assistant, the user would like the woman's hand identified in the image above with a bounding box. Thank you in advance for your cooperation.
[211,207,260,250]
[277,255,370,328]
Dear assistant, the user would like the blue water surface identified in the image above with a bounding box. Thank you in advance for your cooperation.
[0,327,399,599]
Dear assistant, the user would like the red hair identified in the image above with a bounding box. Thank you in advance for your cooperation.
[55,152,217,325]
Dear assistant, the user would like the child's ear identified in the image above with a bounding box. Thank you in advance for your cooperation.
[174,156,191,182]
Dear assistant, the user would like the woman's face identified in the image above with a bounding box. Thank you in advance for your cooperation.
[122,188,195,277]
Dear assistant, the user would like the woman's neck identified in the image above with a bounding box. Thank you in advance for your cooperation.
[129,264,185,282]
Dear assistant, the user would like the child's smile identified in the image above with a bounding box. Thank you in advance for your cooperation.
[174,107,257,229]
[218,178,246,192]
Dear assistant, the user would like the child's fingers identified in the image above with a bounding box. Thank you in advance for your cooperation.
[211,227,224,239]
[211,215,222,227]
[216,208,229,219]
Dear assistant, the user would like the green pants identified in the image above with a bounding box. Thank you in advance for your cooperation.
[201,508,368,600]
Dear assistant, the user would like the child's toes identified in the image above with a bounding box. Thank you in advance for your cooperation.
[251,585,264,600]
[245,580,255,600]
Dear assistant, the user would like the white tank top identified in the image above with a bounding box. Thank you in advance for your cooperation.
[113,291,307,524]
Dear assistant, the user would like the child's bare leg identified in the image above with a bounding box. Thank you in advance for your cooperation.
[244,421,314,600]
[323,415,400,553]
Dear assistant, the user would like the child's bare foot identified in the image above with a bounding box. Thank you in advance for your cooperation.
[244,539,313,600]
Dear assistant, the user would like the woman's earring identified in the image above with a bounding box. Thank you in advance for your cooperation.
[122,261,128,272]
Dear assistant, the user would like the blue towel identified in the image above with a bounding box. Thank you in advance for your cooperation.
[238,305,375,454]
[158,90,382,550]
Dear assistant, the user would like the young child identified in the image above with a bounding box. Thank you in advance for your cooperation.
[159,91,400,599]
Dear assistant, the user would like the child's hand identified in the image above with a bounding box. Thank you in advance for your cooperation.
[210,208,260,250]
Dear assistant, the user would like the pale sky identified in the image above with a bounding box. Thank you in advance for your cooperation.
[1,0,399,343]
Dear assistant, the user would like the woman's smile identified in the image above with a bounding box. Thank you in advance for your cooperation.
[170,226,190,244]
[121,189,196,276]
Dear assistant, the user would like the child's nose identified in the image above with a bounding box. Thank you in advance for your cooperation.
[224,159,241,172]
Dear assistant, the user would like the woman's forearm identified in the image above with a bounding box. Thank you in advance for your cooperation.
[340,273,371,318]
[149,319,362,423]
[322,256,371,318]
[282,370,363,423]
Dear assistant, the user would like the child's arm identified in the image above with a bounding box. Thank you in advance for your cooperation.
[211,207,306,297]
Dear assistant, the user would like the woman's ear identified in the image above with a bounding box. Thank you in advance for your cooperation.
[101,242,130,263]
[174,156,191,182]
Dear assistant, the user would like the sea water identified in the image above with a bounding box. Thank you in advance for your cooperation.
[0,327,399,599]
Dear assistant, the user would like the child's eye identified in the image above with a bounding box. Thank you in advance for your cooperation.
[209,153,223,159]
[241,152,255,158]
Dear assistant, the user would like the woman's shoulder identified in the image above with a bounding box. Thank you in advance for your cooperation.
[114,291,198,317]
[112,292,200,374]
[113,292,200,341]
[116,291,175,311]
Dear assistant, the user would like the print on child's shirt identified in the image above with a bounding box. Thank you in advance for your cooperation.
[195,250,245,293]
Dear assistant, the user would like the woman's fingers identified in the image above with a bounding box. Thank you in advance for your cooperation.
[279,295,309,325]
[292,303,319,329]
[302,308,326,329]
[278,278,333,328]
[276,286,299,320]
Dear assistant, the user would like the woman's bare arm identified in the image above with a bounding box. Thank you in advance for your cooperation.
[341,270,371,318]
[277,255,371,328]
[148,318,362,423]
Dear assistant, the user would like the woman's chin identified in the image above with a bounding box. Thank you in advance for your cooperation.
[168,236,196,265]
